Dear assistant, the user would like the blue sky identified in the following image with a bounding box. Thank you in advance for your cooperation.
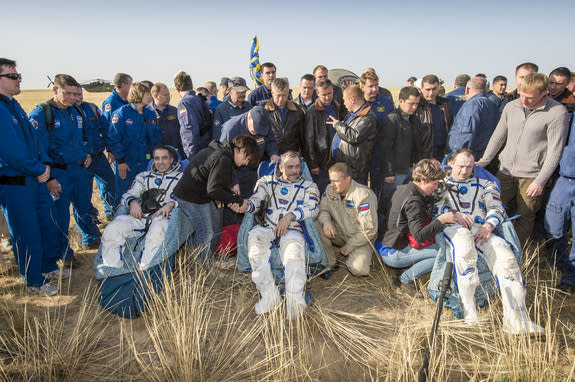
[5,0,575,90]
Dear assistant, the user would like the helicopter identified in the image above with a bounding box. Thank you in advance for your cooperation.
[46,76,113,93]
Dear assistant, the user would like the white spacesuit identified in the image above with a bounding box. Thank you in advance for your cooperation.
[247,161,319,319]
[101,158,182,270]
[437,172,543,334]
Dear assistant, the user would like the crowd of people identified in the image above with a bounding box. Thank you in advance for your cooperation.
[1,57,574,329]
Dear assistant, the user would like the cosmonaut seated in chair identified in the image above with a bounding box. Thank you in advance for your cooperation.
[244,151,319,319]
[100,145,182,270]
[436,148,543,334]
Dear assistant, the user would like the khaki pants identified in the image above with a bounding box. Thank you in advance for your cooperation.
[497,171,543,248]
[316,220,373,276]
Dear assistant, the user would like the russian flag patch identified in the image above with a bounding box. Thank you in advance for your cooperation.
[179,108,187,117]
[359,203,370,211]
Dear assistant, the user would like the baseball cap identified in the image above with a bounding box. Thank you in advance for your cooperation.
[220,77,230,87]
[249,106,270,135]
[229,76,250,92]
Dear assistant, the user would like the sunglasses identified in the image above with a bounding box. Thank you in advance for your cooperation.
[0,73,22,80]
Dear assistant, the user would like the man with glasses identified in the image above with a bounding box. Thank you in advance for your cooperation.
[0,58,64,296]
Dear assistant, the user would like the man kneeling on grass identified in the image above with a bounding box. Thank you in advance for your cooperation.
[100,146,182,270]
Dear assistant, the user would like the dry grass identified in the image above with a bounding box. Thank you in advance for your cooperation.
[2,89,574,380]
[1,233,574,381]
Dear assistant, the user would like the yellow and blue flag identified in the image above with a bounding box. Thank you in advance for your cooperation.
[250,36,264,87]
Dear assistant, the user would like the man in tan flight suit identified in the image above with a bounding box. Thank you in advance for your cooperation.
[318,162,378,276]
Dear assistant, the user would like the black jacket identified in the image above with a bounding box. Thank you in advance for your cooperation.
[173,140,243,205]
[264,99,305,154]
[381,108,422,177]
[333,103,378,182]
[303,98,345,170]
[415,96,454,158]
[382,183,444,250]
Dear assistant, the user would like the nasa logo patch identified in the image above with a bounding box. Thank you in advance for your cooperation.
[112,114,119,124]
[104,103,111,112]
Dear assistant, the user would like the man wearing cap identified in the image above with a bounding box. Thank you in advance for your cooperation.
[445,74,471,117]
[248,62,276,106]
[213,77,252,141]
[264,78,305,154]
[219,77,231,102]
[175,71,210,159]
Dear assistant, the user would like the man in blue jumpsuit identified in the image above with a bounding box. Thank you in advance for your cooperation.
[102,73,132,123]
[174,71,210,159]
[151,82,184,159]
[107,82,162,206]
[76,87,116,220]
[445,74,470,117]
[29,74,102,254]
[0,59,67,295]
[248,62,276,106]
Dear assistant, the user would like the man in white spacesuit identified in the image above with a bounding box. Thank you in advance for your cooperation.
[100,146,182,270]
[246,151,319,319]
[437,148,543,334]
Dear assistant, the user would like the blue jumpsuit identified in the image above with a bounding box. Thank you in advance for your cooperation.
[30,100,102,249]
[107,103,162,206]
[368,93,394,200]
[177,90,210,159]
[79,101,116,219]
[0,95,61,286]
[102,88,128,124]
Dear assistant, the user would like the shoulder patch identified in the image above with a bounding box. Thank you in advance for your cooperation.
[179,108,188,117]
[256,137,265,145]
[359,203,370,211]
[30,119,38,128]
[112,114,119,124]
[346,200,355,208]
[104,103,111,112]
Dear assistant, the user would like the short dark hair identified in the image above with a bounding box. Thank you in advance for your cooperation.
[300,73,315,82]
[316,79,333,90]
[261,62,276,72]
[421,74,440,86]
[455,74,471,87]
[153,145,177,161]
[141,80,154,89]
[515,62,538,74]
[113,73,132,88]
[232,135,260,167]
[0,58,16,73]
[53,74,80,88]
[492,75,507,84]
[450,148,475,162]
[174,71,193,91]
[550,67,571,79]
[398,86,421,101]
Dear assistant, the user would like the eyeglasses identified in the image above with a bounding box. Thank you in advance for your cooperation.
[0,73,22,80]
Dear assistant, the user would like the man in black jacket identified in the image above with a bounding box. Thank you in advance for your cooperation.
[303,79,345,193]
[174,135,260,263]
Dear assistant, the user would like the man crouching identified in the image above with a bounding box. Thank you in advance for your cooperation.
[100,146,182,270]
[246,152,319,319]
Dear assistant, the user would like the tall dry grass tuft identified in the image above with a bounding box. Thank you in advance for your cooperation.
[0,279,114,382]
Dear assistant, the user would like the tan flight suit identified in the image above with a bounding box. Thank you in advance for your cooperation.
[317,180,378,276]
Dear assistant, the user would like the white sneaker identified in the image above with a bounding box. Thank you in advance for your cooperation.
[42,268,71,279]
[28,282,58,297]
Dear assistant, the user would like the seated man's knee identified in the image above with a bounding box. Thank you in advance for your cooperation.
[450,228,477,264]
[491,241,521,277]
[346,247,372,276]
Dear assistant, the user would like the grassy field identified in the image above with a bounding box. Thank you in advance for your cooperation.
[0,89,574,381]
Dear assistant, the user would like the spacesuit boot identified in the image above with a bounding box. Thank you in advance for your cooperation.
[284,261,307,320]
[499,276,544,334]
[254,280,281,315]
[459,280,478,324]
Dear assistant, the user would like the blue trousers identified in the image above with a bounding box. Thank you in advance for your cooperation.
[0,177,60,286]
[87,153,116,218]
[380,243,439,284]
[53,165,101,250]
[176,198,220,263]
[545,176,575,286]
